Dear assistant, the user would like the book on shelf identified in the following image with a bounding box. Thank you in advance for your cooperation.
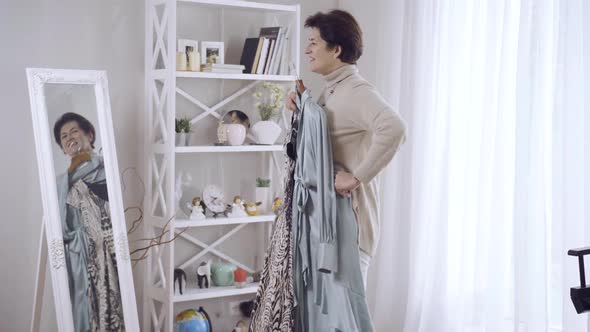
[269,27,287,75]
[259,27,280,75]
[264,39,276,74]
[211,63,245,70]
[251,38,264,74]
[255,38,271,75]
[239,26,290,76]
[239,37,261,74]
[279,25,291,75]
[201,63,245,73]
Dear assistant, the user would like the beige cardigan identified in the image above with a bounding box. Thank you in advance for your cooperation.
[317,64,406,257]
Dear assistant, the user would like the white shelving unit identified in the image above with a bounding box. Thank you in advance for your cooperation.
[172,283,260,303]
[175,214,276,228]
[175,71,297,81]
[144,0,300,330]
[175,144,284,153]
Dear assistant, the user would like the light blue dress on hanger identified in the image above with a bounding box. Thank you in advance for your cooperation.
[292,89,374,332]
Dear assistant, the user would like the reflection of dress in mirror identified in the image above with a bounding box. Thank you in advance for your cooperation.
[54,112,124,331]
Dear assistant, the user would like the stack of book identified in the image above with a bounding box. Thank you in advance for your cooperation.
[201,63,245,74]
[239,26,290,75]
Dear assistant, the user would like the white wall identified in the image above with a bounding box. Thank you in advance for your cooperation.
[0,1,144,331]
[0,0,344,331]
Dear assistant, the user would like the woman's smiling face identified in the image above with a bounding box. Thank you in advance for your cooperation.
[305,28,343,75]
[59,120,94,157]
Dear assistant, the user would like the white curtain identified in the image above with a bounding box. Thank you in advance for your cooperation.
[360,1,590,331]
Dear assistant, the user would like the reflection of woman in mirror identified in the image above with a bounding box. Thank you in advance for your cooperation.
[53,112,124,331]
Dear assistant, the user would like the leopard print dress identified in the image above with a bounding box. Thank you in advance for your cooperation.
[249,111,299,331]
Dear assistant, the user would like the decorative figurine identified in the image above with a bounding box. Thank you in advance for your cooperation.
[228,195,248,218]
[174,268,187,295]
[187,197,206,220]
[196,261,211,289]
[272,196,282,215]
[245,201,262,216]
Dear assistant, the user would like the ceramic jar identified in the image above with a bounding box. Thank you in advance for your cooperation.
[225,124,246,146]
[211,262,237,286]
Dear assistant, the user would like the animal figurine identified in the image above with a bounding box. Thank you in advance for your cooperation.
[228,195,248,218]
[187,197,206,220]
[196,261,211,289]
[272,196,282,215]
[174,268,187,295]
[245,201,262,216]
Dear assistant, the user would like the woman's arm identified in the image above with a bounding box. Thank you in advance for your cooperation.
[352,88,407,184]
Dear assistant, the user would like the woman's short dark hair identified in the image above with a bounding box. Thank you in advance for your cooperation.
[305,9,363,64]
[53,112,96,149]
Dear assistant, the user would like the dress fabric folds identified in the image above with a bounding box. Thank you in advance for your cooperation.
[250,110,299,331]
[292,90,373,332]
[251,90,373,332]
[56,153,125,332]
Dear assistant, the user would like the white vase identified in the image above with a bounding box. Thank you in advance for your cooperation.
[175,132,190,146]
[225,124,246,146]
[255,187,271,214]
[251,121,282,145]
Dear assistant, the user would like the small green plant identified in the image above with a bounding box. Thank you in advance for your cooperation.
[175,116,191,133]
[253,82,284,121]
[256,177,271,188]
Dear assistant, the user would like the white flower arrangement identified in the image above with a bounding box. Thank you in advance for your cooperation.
[253,82,284,121]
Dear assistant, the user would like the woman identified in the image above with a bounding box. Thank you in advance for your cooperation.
[286,9,407,290]
[54,112,124,332]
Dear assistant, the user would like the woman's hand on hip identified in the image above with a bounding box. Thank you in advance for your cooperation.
[335,171,360,197]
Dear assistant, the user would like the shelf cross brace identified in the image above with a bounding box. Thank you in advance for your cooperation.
[176,223,256,273]
[175,81,261,125]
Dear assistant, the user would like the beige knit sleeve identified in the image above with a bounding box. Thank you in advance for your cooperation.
[352,87,407,184]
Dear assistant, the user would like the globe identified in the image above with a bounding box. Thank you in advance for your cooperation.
[175,309,210,332]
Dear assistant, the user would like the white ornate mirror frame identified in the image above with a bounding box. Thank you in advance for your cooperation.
[26,68,139,332]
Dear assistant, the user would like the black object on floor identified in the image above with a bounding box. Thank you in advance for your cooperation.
[568,246,590,314]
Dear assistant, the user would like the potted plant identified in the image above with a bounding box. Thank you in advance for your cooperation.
[255,177,271,213]
[175,116,191,146]
[251,82,284,145]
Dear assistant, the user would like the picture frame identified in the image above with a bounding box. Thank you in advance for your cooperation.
[177,38,199,54]
[26,68,139,332]
[201,41,225,65]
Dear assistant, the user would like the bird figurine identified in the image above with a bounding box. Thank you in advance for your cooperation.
[245,201,262,216]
